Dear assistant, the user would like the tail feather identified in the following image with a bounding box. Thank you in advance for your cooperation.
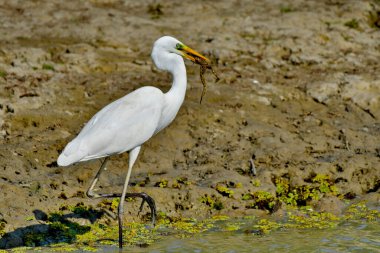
[57,140,86,166]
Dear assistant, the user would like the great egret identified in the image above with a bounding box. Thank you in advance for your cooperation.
[57,36,210,248]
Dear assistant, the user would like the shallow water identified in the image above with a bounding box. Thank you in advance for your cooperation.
[63,220,380,253]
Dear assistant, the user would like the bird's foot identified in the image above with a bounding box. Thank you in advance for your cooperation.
[126,192,156,226]
[86,191,156,226]
[86,190,103,199]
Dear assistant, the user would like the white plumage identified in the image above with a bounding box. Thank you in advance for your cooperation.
[57,87,164,165]
[56,36,210,248]
[57,36,195,166]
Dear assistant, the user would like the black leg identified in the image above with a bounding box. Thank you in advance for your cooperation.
[129,192,156,226]
[91,192,156,226]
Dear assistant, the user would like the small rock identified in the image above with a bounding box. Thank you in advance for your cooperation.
[256,96,271,106]
[312,196,346,215]
[341,76,380,118]
[306,82,339,104]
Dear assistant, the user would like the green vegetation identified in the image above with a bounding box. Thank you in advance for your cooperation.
[25,216,34,221]
[97,198,120,213]
[147,3,163,19]
[155,179,168,188]
[280,6,293,13]
[200,194,224,210]
[0,70,6,78]
[276,174,338,206]
[2,175,378,250]
[0,218,6,237]
[253,210,339,234]
[222,222,243,232]
[251,179,261,187]
[172,177,191,189]
[42,63,55,71]
[70,202,103,222]
[253,201,379,235]
[19,203,105,247]
[344,201,380,221]
[241,174,339,212]
[23,211,91,247]
[1,199,377,250]
[215,184,234,198]
[344,19,360,29]
[367,6,380,28]
[243,191,278,212]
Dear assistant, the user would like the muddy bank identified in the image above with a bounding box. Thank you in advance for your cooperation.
[0,0,379,249]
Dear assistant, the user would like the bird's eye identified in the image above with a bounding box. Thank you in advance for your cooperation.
[175,43,183,50]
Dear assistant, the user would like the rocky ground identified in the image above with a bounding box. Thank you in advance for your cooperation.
[0,0,379,249]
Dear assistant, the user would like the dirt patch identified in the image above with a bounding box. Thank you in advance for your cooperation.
[0,0,379,248]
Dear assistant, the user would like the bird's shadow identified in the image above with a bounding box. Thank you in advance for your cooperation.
[0,207,106,249]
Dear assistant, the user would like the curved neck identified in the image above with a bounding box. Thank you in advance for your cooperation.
[155,56,187,133]
[166,59,187,102]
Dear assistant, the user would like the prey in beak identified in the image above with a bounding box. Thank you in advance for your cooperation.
[176,43,210,64]
[176,43,219,104]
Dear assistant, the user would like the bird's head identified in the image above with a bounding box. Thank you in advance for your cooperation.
[152,36,210,71]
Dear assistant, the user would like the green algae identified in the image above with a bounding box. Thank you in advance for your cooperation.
[222,222,244,232]
[311,174,338,195]
[252,202,379,235]
[172,177,192,189]
[243,191,277,212]
[250,179,261,187]
[154,179,168,188]
[242,173,340,213]
[42,63,55,71]
[0,219,6,237]
[9,247,32,253]
[210,215,230,221]
[18,203,101,247]
[70,202,103,222]
[24,218,90,247]
[0,70,6,78]
[97,198,120,213]
[4,179,378,251]
[199,194,224,210]
[287,210,339,229]
[344,19,360,29]
[367,5,380,28]
[5,200,379,251]
[344,201,380,221]
[275,174,339,206]
[169,220,214,238]
[215,184,234,198]
[280,6,294,13]
[74,213,229,247]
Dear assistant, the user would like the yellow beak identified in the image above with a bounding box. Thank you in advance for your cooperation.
[181,45,210,64]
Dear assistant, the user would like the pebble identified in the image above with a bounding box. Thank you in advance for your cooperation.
[306,82,339,104]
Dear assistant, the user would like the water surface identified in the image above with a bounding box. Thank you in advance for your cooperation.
[98,220,380,253]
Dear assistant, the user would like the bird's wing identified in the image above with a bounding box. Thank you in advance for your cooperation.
[57,87,164,166]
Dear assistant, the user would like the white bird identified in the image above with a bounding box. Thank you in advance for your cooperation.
[57,36,210,248]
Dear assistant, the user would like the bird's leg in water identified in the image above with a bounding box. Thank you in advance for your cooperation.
[118,146,140,248]
[85,158,156,222]
[85,149,156,248]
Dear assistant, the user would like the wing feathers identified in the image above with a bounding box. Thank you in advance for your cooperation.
[57,87,164,166]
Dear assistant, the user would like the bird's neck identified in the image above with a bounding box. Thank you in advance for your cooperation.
[167,60,187,103]
[157,59,187,132]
